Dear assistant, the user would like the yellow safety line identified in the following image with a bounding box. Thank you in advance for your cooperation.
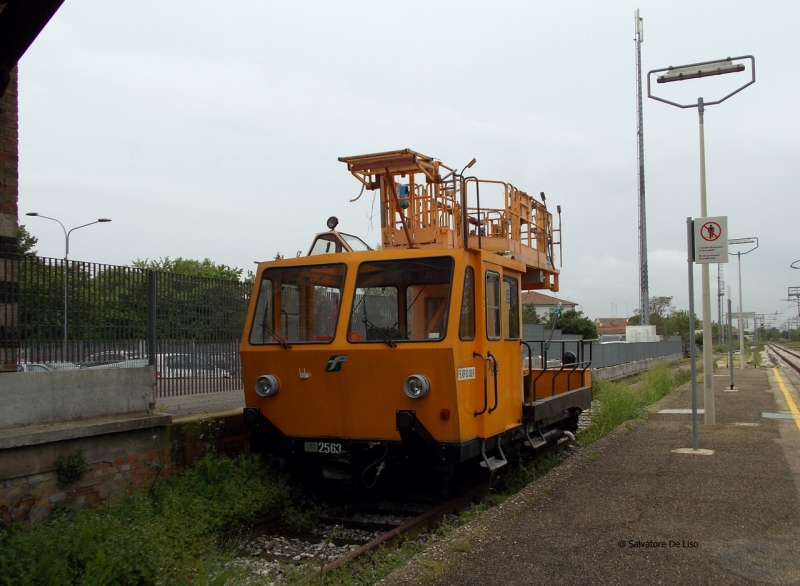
[773,368,800,433]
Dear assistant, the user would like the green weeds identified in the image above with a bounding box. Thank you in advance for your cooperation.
[753,342,765,367]
[493,454,560,497]
[0,453,293,586]
[303,539,430,586]
[580,365,690,445]
[54,449,89,488]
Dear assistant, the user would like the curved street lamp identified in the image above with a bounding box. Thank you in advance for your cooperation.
[25,212,112,359]
[648,55,755,426]
[729,237,759,370]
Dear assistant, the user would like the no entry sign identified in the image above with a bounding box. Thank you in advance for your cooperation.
[694,216,728,263]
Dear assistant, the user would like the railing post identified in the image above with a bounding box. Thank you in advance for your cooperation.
[147,270,157,366]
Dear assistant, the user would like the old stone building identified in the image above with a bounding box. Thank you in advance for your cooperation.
[0,66,18,370]
[0,0,65,370]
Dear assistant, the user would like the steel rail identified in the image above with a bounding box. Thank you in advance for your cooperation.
[298,485,486,583]
[768,344,800,377]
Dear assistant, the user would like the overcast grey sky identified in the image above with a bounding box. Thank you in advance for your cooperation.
[17,1,800,328]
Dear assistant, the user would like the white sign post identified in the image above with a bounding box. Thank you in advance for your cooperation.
[684,216,729,452]
[694,216,728,264]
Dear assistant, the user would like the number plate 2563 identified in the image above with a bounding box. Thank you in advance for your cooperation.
[304,442,342,454]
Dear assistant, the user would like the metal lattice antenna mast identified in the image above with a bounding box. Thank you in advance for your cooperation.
[635,9,649,325]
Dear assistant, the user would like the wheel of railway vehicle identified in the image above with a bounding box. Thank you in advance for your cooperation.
[564,409,581,434]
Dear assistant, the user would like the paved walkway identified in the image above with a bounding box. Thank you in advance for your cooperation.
[380,367,800,585]
[156,388,245,419]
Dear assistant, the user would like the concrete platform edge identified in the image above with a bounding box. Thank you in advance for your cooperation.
[0,412,172,450]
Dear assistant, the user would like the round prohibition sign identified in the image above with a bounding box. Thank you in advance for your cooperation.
[700,221,722,242]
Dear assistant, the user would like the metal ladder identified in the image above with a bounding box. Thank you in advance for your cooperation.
[523,425,547,450]
[479,438,508,471]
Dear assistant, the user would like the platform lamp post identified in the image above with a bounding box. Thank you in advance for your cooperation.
[729,237,758,369]
[648,55,755,425]
[25,213,112,360]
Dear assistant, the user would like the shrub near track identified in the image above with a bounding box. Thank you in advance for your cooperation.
[579,364,691,445]
[0,453,293,586]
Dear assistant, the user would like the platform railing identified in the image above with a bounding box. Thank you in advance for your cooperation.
[2,254,250,397]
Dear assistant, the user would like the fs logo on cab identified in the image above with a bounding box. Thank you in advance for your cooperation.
[325,355,347,372]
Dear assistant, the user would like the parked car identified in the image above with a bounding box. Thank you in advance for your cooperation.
[16,363,52,373]
[45,361,80,371]
[155,354,231,379]
[208,353,240,375]
[80,351,147,370]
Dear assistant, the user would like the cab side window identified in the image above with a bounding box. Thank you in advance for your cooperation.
[485,271,501,340]
[459,267,475,340]
[503,275,519,340]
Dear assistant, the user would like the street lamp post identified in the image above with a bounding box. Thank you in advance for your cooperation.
[729,237,758,369]
[26,213,111,360]
[648,55,755,426]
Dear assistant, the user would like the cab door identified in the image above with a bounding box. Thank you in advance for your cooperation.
[480,263,522,437]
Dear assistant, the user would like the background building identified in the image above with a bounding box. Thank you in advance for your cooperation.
[521,291,578,322]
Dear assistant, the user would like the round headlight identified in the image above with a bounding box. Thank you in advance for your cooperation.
[403,374,430,399]
[255,374,279,397]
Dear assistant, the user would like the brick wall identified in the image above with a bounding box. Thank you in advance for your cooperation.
[0,65,18,370]
[0,413,248,523]
[1,448,174,523]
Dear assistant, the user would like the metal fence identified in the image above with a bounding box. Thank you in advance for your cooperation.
[589,340,682,369]
[1,254,250,397]
[521,336,682,370]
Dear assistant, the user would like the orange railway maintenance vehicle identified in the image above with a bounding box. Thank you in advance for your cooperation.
[241,149,592,487]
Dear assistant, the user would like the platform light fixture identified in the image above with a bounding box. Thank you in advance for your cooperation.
[648,55,755,426]
[657,59,744,84]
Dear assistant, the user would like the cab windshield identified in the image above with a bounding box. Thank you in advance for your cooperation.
[249,264,346,345]
[348,257,454,343]
[340,233,371,251]
[308,232,371,256]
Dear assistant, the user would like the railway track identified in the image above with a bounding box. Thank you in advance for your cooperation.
[226,484,487,584]
[766,344,800,377]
